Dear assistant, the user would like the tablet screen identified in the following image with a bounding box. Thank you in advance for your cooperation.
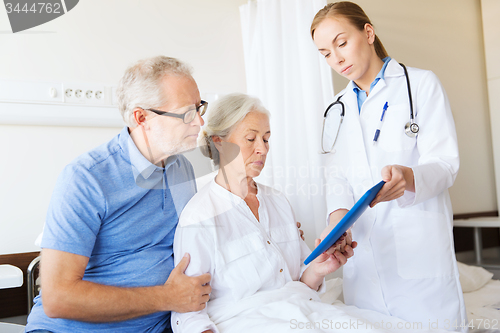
[304,180,385,265]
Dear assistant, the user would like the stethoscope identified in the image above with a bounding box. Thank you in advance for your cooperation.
[321,63,419,154]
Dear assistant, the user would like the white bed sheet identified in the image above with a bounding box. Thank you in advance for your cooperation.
[463,279,500,332]
[320,277,500,333]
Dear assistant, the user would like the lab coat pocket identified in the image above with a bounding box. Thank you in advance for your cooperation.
[219,233,266,300]
[392,210,454,279]
[378,104,416,152]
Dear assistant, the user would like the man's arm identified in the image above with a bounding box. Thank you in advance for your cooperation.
[41,249,211,322]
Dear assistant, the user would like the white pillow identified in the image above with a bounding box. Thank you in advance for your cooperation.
[457,261,493,293]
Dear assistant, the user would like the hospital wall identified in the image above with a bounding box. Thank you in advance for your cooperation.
[0,0,248,255]
[0,0,497,255]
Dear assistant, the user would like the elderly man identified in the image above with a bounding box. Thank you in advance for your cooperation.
[25,56,210,332]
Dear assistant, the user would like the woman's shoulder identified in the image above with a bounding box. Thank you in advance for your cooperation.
[407,65,438,81]
[392,60,439,82]
[179,180,244,228]
[405,66,444,94]
[385,59,443,91]
[178,181,217,227]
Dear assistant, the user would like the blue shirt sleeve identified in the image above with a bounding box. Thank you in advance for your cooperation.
[41,162,106,258]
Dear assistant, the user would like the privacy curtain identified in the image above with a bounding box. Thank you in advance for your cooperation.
[239,0,334,247]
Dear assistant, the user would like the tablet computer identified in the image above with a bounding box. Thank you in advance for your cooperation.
[304,180,385,265]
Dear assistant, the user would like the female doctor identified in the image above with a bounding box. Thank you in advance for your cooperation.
[311,2,467,332]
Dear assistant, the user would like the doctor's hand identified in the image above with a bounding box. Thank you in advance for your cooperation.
[370,165,415,207]
[163,253,212,313]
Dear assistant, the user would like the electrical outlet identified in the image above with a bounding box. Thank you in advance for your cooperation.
[63,84,111,106]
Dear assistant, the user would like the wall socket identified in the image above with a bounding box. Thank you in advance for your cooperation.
[63,84,113,106]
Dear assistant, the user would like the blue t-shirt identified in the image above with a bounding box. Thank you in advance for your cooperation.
[353,56,391,112]
[26,127,197,333]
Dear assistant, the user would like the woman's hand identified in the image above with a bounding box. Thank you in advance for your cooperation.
[370,165,415,207]
[321,210,357,256]
[300,237,356,291]
[309,237,356,278]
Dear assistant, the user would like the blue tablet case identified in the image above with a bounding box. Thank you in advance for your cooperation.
[304,180,385,265]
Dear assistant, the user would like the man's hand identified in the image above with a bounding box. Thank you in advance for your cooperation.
[163,253,212,313]
[40,248,210,322]
[370,165,415,207]
[41,249,212,322]
[297,222,305,240]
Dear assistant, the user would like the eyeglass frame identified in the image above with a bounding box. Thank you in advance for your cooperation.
[144,100,208,124]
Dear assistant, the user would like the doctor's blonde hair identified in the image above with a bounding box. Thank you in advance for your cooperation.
[310,1,388,60]
[200,93,270,166]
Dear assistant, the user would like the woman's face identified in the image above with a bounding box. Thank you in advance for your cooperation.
[313,17,376,84]
[224,111,270,179]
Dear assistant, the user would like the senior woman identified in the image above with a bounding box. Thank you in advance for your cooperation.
[171,94,447,333]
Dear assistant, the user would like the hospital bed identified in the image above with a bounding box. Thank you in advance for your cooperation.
[320,261,500,333]
[20,257,499,331]
[0,265,28,332]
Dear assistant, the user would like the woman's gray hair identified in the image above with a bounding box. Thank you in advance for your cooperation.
[200,93,270,166]
[116,56,193,127]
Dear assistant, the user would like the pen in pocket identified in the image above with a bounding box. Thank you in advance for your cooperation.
[373,102,389,143]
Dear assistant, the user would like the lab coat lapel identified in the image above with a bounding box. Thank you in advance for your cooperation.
[368,77,386,98]
[344,84,373,191]
[383,59,405,79]
[342,84,375,215]
[361,60,405,237]
[344,84,379,242]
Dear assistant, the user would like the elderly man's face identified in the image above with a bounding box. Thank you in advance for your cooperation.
[147,75,204,158]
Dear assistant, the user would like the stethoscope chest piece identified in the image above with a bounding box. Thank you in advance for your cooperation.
[404,121,419,137]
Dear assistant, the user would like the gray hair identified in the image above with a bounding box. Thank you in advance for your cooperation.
[116,56,193,127]
[200,93,270,166]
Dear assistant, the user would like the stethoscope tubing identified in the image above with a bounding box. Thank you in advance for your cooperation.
[321,62,419,154]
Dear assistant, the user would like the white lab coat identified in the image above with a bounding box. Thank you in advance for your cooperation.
[324,59,467,332]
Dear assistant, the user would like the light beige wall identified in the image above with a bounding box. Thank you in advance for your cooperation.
[0,0,247,254]
[328,0,496,214]
[481,0,500,213]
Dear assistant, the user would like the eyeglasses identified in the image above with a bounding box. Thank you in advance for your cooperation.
[145,100,208,124]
